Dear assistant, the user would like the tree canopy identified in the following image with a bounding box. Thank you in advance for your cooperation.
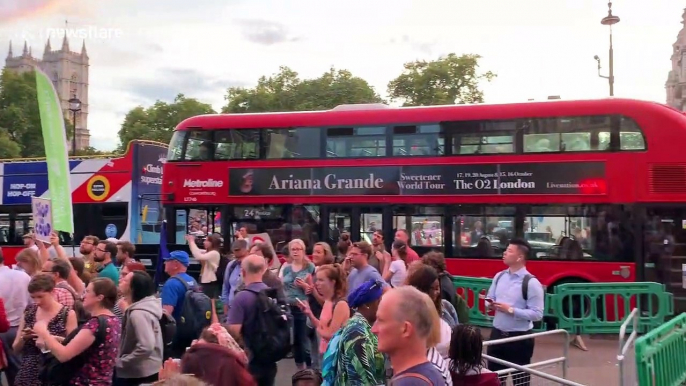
[222,66,383,113]
[0,69,44,158]
[116,93,216,152]
[387,53,496,106]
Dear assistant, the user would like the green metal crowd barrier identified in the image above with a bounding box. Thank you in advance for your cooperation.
[552,282,674,334]
[634,312,686,386]
[450,276,674,335]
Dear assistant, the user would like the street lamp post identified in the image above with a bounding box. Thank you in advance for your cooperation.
[68,95,81,156]
[595,2,620,96]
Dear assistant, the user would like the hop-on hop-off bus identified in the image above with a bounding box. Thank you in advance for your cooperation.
[161,99,686,314]
[0,140,167,267]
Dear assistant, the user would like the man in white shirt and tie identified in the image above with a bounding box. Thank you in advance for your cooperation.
[0,248,32,385]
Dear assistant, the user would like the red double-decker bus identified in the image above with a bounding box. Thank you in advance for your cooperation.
[161,98,686,313]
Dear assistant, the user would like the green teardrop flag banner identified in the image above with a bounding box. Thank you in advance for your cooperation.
[35,68,74,233]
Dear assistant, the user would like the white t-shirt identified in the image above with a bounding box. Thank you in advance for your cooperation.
[389,260,407,287]
[436,318,452,359]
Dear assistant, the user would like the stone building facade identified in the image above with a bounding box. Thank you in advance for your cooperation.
[4,36,90,151]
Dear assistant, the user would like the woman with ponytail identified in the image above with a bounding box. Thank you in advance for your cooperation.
[297,263,351,364]
[382,240,408,287]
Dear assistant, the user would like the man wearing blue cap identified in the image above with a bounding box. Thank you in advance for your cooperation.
[160,250,198,357]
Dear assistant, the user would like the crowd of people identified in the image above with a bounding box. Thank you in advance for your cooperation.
[0,226,545,386]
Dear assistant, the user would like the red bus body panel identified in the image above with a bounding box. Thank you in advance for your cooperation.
[163,99,686,288]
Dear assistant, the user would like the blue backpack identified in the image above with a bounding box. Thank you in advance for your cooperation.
[172,276,212,341]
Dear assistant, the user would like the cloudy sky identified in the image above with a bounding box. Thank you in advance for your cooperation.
[0,0,683,151]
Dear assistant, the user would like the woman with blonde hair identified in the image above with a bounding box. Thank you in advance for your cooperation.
[14,248,42,277]
[281,239,316,370]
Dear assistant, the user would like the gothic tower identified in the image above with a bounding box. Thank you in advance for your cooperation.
[666,8,686,111]
[4,37,90,151]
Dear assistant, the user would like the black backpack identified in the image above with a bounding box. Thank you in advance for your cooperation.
[172,276,212,341]
[40,316,108,385]
[140,309,176,358]
[242,287,291,364]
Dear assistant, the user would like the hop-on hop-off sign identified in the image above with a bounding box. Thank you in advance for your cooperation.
[32,197,53,243]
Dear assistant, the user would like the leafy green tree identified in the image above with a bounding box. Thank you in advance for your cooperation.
[222,66,383,113]
[74,146,105,156]
[0,69,45,157]
[387,53,496,106]
[117,94,215,152]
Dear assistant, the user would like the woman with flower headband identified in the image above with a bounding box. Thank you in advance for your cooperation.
[321,279,386,386]
[158,323,254,386]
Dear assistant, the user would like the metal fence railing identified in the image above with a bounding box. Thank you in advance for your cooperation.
[617,308,639,386]
[482,329,584,386]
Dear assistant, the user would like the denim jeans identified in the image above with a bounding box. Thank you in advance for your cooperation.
[290,306,312,367]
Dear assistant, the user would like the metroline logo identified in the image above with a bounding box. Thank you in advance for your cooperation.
[183,179,224,188]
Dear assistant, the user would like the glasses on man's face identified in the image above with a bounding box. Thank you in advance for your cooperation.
[96,248,107,253]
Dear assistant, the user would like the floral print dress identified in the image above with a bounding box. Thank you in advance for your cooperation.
[69,315,122,386]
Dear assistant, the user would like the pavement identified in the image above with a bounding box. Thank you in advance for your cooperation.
[0,332,633,386]
[272,330,633,386]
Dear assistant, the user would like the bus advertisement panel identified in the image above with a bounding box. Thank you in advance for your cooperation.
[161,99,686,314]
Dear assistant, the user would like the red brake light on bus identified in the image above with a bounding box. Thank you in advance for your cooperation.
[578,178,607,195]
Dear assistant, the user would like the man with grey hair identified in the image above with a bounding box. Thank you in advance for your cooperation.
[372,286,445,385]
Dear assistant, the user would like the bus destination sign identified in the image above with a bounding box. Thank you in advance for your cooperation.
[228,162,606,196]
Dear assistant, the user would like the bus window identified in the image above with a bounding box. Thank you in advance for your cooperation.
[526,205,634,262]
[392,124,444,156]
[393,206,444,248]
[167,131,187,161]
[214,129,260,160]
[265,128,321,159]
[453,206,515,258]
[447,120,516,155]
[620,117,646,150]
[523,116,610,153]
[360,211,383,244]
[326,126,386,158]
[0,213,9,243]
[184,131,213,161]
[15,213,31,244]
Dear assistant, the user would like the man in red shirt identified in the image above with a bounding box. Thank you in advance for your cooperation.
[395,229,420,263]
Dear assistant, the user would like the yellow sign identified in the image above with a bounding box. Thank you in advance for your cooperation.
[87,175,110,201]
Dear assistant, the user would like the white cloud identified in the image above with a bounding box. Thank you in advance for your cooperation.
[0,0,682,151]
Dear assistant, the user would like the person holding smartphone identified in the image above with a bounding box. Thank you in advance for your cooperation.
[281,239,316,370]
[484,239,544,386]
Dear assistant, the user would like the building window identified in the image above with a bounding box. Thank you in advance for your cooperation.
[326,126,386,157]
[214,129,260,160]
[264,128,321,159]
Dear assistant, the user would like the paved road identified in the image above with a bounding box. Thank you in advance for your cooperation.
[0,332,632,386]
[273,330,633,386]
